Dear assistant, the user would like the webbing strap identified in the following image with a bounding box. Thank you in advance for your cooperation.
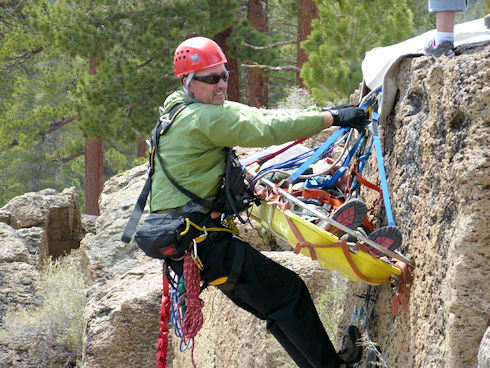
[121,176,152,243]
[307,132,364,190]
[181,218,239,237]
[351,167,383,212]
[285,217,389,285]
[218,243,245,292]
[391,261,409,316]
[287,126,349,184]
[120,102,193,244]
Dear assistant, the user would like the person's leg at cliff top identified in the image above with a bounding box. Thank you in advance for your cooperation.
[424,0,467,59]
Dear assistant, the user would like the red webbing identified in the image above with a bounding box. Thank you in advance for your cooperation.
[285,217,388,285]
[391,260,409,316]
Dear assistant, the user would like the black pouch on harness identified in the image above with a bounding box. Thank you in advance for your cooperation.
[211,148,257,220]
[134,212,192,259]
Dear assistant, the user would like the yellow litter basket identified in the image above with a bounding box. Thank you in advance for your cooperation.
[250,201,402,285]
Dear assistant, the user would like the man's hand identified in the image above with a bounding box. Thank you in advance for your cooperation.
[325,106,370,130]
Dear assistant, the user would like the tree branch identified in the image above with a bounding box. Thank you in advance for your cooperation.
[241,40,295,50]
[44,114,78,136]
[7,45,44,69]
[136,58,152,69]
[52,150,84,165]
[241,63,300,72]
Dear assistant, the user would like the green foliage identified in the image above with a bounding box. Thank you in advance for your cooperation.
[301,0,415,103]
[406,0,435,35]
[104,147,129,174]
[0,251,89,367]
[316,288,343,337]
[456,0,490,23]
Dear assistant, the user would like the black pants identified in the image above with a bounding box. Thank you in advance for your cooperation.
[168,214,343,368]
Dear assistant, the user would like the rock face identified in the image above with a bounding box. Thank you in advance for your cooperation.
[337,43,490,368]
[79,165,156,282]
[82,261,164,368]
[1,187,81,259]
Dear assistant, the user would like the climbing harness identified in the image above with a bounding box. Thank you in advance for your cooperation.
[121,101,255,251]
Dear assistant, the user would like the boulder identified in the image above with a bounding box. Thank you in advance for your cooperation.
[0,187,81,259]
[79,165,150,281]
[82,260,166,368]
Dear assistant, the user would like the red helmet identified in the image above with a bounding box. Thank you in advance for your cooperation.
[174,37,227,78]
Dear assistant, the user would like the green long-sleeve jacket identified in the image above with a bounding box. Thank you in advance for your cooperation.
[150,90,325,212]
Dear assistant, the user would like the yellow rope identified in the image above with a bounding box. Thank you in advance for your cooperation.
[180,217,239,237]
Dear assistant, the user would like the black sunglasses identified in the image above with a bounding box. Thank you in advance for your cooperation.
[192,70,230,84]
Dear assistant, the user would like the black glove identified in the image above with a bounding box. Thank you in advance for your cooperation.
[324,106,370,129]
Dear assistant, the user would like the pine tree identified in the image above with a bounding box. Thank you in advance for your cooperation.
[301,0,415,103]
[27,0,243,213]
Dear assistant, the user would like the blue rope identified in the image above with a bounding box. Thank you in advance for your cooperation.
[169,275,191,352]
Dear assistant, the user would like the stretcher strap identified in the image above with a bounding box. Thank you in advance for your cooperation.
[286,217,340,260]
[391,260,409,316]
[350,167,383,212]
[285,217,389,285]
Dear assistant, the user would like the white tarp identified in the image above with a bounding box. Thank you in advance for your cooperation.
[361,16,490,125]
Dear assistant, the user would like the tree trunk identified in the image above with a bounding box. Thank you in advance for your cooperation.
[214,28,240,102]
[247,0,269,107]
[85,55,103,215]
[85,137,104,215]
[137,138,147,158]
[296,0,318,88]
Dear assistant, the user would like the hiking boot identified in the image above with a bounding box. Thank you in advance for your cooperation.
[424,38,455,59]
[368,225,402,256]
[329,198,368,233]
[338,325,362,365]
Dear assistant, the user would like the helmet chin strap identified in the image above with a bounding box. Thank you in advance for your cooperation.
[183,72,195,98]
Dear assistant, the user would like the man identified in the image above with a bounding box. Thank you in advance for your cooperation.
[152,36,369,368]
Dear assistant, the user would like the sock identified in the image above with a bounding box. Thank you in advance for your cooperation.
[436,32,454,46]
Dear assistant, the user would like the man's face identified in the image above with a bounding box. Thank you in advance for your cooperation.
[186,63,228,105]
